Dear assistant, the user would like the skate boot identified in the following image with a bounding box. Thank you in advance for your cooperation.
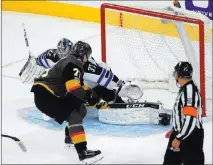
[64,126,74,149]
[78,149,103,164]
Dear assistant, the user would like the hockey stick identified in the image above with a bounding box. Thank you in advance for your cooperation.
[19,23,33,77]
[18,23,43,83]
[2,134,27,152]
[113,84,122,103]
[22,23,31,56]
[108,102,160,109]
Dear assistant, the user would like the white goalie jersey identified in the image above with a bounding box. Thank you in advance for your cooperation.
[19,49,121,91]
[83,57,120,90]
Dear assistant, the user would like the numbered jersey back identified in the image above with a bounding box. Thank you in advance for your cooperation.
[34,55,84,97]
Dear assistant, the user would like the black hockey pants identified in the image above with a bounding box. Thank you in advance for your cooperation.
[33,85,86,124]
[163,127,205,165]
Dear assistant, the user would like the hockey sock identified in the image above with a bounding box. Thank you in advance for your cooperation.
[69,126,87,153]
[74,142,87,153]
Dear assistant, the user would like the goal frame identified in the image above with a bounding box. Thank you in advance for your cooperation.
[100,3,206,116]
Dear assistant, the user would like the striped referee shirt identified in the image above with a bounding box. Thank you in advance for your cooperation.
[172,80,203,140]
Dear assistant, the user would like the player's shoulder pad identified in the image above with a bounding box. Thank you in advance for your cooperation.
[63,55,84,71]
[40,49,59,63]
[45,49,57,56]
[64,62,82,71]
[43,48,56,55]
[88,57,99,65]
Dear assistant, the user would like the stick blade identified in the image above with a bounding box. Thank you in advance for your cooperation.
[17,141,27,152]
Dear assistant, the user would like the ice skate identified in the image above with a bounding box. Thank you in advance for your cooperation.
[78,149,103,164]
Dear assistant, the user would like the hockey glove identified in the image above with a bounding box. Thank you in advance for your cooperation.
[85,89,98,106]
[96,99,109,110]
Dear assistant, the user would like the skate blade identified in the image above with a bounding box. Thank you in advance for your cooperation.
[81,154,104,164]
[64,143,74,150]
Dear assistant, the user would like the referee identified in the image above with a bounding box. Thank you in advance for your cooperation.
[163,61,204,165]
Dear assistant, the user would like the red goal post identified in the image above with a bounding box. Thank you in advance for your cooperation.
[100,3,207,117]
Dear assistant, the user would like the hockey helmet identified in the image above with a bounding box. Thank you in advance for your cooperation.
[57,38,73,58]
[71,41,92,61]
[173,61,193,78]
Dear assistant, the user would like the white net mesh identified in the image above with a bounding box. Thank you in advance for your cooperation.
[102,4,212,118]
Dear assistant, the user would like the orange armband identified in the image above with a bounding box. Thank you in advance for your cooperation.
[183,106,197,118]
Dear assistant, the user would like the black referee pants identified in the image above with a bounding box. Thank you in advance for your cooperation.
[163,127,204,165]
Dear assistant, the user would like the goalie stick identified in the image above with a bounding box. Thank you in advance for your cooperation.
[19,55,33,77]
[108,102,160,109]
[2,134,27,152]
[19,23,32,78]
[113,84,123,103]
[19,23,45,83]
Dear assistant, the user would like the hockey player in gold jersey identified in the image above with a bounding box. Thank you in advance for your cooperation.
[30,41,103,164]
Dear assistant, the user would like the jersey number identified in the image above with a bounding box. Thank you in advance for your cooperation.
[41,69,50,78]
[88,64,96,73]
[73,68,80,78]
[41,68,80,79]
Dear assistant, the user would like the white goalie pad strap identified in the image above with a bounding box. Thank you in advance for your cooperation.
[19,56,45,84]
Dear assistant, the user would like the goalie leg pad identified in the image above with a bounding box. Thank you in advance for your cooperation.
[99,102,172,125]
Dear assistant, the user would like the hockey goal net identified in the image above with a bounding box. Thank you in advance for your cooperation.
[100,3,212,118]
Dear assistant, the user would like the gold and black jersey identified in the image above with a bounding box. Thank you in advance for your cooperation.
[31,55,87,102]
[172,80,203,140]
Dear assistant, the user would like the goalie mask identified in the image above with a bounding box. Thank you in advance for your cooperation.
[57,38,73,58]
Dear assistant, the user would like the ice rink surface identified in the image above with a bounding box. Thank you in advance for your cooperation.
[1,11,212,164]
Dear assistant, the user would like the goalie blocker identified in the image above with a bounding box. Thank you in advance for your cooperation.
[99,102,172,126]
